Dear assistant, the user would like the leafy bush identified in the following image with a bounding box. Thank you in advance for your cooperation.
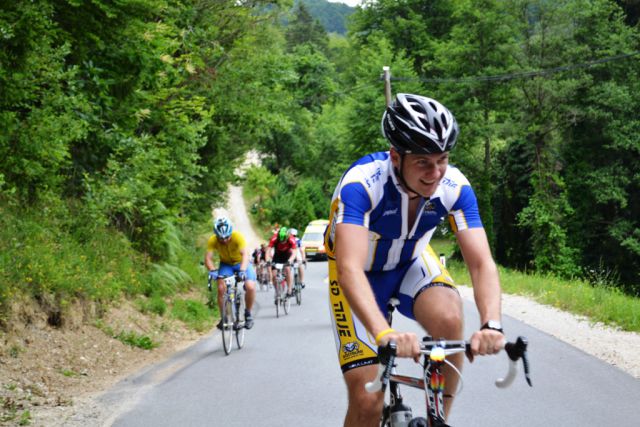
[171,298,214,332]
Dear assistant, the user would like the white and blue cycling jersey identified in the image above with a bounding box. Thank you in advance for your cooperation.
[325,151,483,271]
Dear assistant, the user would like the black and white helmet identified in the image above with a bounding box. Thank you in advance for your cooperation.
[381,93,459,154]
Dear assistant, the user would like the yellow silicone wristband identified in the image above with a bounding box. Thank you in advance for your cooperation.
[375,328,396,345]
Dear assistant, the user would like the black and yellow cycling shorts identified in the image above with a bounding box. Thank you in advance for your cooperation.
[328,245,456,373]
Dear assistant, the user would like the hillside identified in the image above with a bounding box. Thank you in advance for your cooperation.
[297,0,356,34]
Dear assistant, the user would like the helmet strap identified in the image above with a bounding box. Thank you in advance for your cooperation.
[394,153,424,200]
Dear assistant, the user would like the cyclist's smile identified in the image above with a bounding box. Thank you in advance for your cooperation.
[391,150,449,198]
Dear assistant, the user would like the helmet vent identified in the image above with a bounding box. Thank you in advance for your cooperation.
[433,119,443,139]
[440,113,449,128]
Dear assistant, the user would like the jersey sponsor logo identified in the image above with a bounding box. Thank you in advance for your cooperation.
[365,167,383,189]
[331,279,352,338]
[342,341,365,361]
[383,208,398,217]
[343,341,360,353]
[441,177,457,188]
[422,200,438,216]
[371,168,382,183]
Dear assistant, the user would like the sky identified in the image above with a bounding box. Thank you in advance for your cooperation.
[327,0,362,7]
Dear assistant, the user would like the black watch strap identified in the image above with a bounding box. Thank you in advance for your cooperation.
[481,321,504,334]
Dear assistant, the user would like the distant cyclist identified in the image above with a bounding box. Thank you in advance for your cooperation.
[289,228,307,289]
[266,226,297,297]
[205,217,256,329]
[252,243,269,285]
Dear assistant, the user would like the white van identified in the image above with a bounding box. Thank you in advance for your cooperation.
[301,219,329,260]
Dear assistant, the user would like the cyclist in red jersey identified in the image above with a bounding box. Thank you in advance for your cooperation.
[266,227,298,297]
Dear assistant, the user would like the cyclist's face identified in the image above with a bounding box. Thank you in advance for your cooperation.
[391,150,449,198]
[217,236,231,244]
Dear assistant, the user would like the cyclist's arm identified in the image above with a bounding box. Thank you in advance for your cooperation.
[335,223,419,359]
[299,242,306,262]
[287,238,297,264]
[456,227,504,355]
[204,250,216,271]
[239,246,250,272]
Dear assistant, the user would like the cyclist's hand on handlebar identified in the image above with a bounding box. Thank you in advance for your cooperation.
[469,329,505,362]
[379,331,421,362]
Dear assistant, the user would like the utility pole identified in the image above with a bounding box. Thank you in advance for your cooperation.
[382,66,392,107]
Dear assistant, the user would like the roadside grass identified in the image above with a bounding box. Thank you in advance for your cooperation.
[431,238,640,333]
[94,319,159,350]
[0,197,217,335]
[171,298,215,332]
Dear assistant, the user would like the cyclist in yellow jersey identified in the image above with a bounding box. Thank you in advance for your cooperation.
[205,217,256,329]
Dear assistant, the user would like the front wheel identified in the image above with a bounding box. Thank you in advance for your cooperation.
[295,283,302,305]
[221,297,233,355]
[235,297,245,349]
[283,288,291,315]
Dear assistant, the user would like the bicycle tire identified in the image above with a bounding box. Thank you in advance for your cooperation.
[283,291,291,314]
[221,297,233,355]
[275,283,280,318]
[295,283,302,305]
[235,296,245,349]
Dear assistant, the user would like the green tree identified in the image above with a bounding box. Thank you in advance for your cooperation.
[286,2,329,52]
[431,0,520,250]
[561,0,640,289]
[0,2,89,202]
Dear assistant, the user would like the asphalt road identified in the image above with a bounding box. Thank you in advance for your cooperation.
[105,261,640,426]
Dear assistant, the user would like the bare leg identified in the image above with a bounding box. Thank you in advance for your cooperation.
[244,280,256,311]
[286,267,294,294]
[343,365,384,427]
[216,278,227,316]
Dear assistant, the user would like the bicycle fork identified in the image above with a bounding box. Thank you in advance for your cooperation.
[424,358,447,426]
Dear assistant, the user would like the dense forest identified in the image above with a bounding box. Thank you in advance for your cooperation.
[1,0,639,326]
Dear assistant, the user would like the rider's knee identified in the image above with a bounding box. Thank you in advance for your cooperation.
[429,309,463,337]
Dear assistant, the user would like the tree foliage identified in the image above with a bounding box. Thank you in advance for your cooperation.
[2,0,640,305]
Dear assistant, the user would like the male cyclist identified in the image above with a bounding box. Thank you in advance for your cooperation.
[205,217,256,330]
[289,228,307,289]
[325,93,504,426]
[266,227,297,297]
[252,243,269,286]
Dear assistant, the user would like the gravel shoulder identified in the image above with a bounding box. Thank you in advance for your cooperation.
[458,285,640,378]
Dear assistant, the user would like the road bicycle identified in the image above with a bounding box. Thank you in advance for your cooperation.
[366,299,532,427]
[292,261,303,305]
[210,271,246,355]
[272,262,291,318]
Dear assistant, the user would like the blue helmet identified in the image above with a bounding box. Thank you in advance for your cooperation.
[213,217,233,239]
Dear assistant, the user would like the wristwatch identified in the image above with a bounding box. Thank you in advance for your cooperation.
[481,320,504,334]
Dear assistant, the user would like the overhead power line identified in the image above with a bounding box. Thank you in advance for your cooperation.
[389,50,640,84]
